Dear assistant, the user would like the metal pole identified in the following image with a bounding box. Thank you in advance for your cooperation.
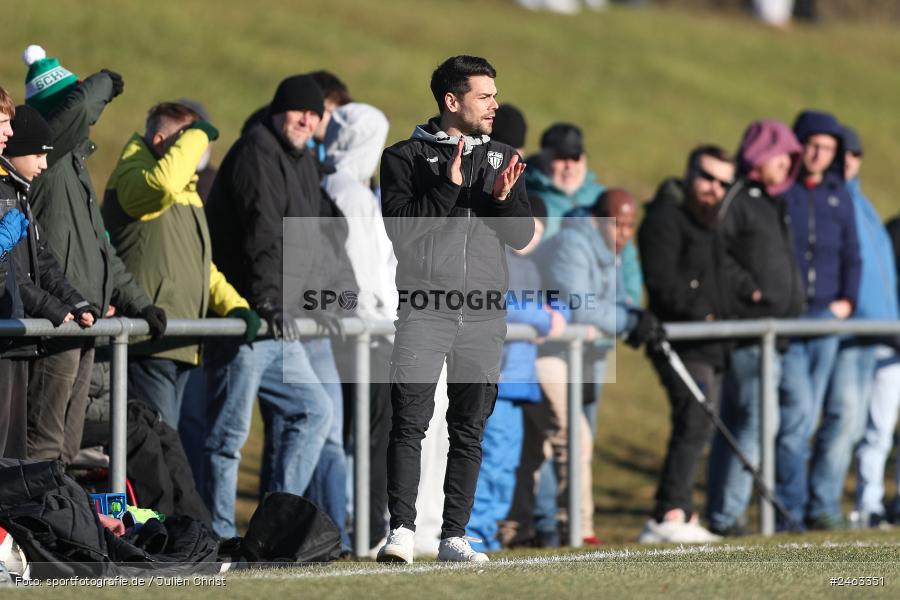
[109,319,129,494]
[759,329,778,535]
[353,331,371,557]
[567,336,584,548]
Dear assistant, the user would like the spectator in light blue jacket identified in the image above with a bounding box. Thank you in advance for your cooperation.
[504,190,658,548]
[468,195,570,552]
[815,126,900,528]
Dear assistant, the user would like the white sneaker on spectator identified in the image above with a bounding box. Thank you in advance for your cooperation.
[638,509,721,544]
[376,526,415,563]
[437,536,489,562]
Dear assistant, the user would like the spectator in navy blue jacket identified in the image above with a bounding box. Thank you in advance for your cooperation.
[778,109,861,531]
[467,195,570,552]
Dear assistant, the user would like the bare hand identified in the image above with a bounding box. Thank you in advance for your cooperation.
[751,290,762,303]
[106,305,116,317]
[98,514,125,537]
[830,299,853,320]
[79,312,95,327]
[63,313,75,323]
[584,325,598,343]
[446,138,464,186]
[546,306,567,338]
[493,154,526,201]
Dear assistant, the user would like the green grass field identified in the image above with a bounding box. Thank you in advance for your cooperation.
[5,1,900,596]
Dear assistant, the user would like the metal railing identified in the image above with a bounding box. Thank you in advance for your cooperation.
[3,317,900,555]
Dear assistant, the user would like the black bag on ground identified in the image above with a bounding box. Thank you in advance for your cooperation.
[238,492,341,564]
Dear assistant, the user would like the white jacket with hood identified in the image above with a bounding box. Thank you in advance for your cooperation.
[322,102,397,325]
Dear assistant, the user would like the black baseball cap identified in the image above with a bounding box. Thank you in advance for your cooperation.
[540,122,583,159]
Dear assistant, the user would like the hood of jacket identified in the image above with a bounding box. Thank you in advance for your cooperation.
[411,117,489,156]
[737,119,802,196]
[324,102,389,184]
[559,206,615,267]
[792,109,846,180]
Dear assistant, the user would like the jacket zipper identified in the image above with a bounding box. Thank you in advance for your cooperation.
[460,154,475,327]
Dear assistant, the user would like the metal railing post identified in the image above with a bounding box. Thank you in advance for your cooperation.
[759,329,778,535]
[567,335,584,549]
[353,330,371,557]
[109,319,129,494]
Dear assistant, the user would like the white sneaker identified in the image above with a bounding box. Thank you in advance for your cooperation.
[638,510,722,544]
[437,536,489,562]
[376,526,415,563]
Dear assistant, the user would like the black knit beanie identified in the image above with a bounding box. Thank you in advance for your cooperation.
[270,75,325,117]
[4,104,53,157]
[492,104,527,149]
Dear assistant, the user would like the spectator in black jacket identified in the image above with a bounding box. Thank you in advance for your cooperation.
[637,145,735,544]
[203,74,334,539]
[706,120,805,536]
[1,104,100,463]
[376,55,532,564]
[0,89,30,459]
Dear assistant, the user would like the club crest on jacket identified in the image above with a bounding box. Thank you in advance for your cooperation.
[487,151,503,170]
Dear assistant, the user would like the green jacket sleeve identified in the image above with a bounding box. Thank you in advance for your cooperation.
[45,72,115,167]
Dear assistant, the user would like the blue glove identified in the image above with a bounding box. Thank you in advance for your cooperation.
[0,208,28,256]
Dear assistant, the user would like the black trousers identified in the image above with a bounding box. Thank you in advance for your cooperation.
[0,358,28,459]
[387,311,505,539]
[650,352,722,521]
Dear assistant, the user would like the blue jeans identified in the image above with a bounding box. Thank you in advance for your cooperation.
[128,357,193,429]
[261,337,349,551]
[855,346,900,515]
[807,340,877,521]
[468,399,523,552]
[203,339,332,538]
[707,344,782,531]
[179,366,209,493]
[777,333,840,528]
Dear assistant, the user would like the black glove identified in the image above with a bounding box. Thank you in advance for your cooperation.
[72,302,101,328]
[625,309,666,351]
[310,310,346,342]
[227,307,262,343]
[101,69,124,98]
[139,304,167,339]
[256,300,300,342]
[189,120,219,142]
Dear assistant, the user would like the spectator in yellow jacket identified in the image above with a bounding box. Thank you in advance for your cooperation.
[103,102,260,428]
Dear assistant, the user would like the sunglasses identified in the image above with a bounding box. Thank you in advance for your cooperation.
[695,167,733,188]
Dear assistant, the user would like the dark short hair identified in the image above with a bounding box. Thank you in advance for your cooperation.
[146,102,200,136]
[0,86,15,119]
[309,70,352,106]
[685,144,735,177]
[430,55,496,114]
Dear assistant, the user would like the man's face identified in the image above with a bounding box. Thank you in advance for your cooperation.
[8,154,48,182]
[688,155,735,207]
[548,154,587,196]
[802,133,838,177]
[149,116,195,156]
[0,111,12,155]
[608,203,636,254]
[758,152,793,188]
[314,99,338,143]
[447,75,498,136]
[274,109,321,151]
[844,151,862,181]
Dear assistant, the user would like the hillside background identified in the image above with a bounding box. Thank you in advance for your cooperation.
[5,0,899,541]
